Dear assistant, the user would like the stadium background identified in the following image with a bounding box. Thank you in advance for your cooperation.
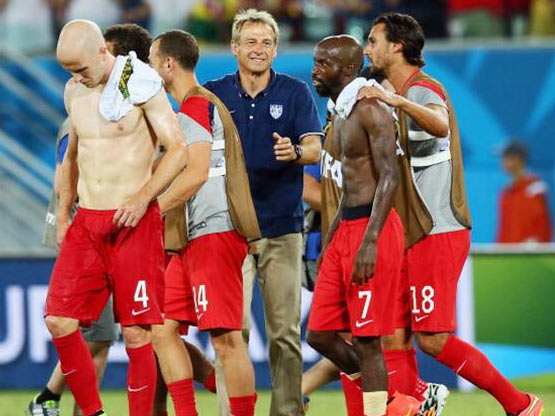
[1,0,555,412]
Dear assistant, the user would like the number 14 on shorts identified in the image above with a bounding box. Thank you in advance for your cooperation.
[193,284,208,317]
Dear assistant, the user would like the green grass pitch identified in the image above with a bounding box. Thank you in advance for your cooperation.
[1,374,553,416]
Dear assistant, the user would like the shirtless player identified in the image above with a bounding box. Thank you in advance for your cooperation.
[306,35,419,416]
[44,20,187,416]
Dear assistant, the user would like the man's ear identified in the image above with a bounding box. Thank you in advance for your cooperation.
[391,41,403,55]
[231,41,239,57]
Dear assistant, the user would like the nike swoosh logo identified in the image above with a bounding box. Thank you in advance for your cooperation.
[62,369,77,376]
[355,319,373,328]
[229,110,236,114]
[131,308,150,316]
[128,385,149,393]
[414,315,429,323]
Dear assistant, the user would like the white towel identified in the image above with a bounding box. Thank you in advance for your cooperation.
[99,51,163,122]
[331,77,395,120]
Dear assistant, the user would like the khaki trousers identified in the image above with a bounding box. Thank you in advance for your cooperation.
[216,232,304,416]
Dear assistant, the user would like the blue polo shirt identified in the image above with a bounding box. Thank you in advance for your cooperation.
[205,70,322,238]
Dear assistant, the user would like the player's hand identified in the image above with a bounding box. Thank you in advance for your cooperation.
[113,192,150,228]
[273,132,296,162]
[56,219,70,248]
[357,86,403,108]
[351,241,377,285]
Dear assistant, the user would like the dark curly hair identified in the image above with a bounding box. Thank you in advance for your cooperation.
[373,13,425,68]
[104,23,152,62]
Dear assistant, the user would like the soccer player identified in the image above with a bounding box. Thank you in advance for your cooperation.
[204,9,322,415]
[27,117,118,416]
[360,12,544,416]
[45,19,187,416]
[306,34,420,416]
[149,30,257,416]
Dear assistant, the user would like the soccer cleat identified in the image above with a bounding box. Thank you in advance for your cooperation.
[387,392,421,416]
[25,395,60,416]
[419,382,449,416]
[514,394,544,416]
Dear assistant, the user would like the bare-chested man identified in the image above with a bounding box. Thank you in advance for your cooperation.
[306,35,419,416]
[44,20,187,416]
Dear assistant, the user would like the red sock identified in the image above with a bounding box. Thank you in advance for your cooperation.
[436,335,529,414]
[229,394,256,416]
[202,369,217,393]
[384,348,421,400]
[167,379,197,416]
[52,330,102,416]
[415,378,428,401]
[340,373,363,416]
[127,343,157,416]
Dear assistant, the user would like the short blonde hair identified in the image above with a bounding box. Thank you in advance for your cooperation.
[231,8,279,45]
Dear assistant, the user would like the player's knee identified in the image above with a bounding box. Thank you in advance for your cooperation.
[382,329,411,350]
[352,336,381,358]
[415,332,449,357]
[45,315,78,338]
[307,330,334,354]
[210,330,243,359]
[122,324,151,349]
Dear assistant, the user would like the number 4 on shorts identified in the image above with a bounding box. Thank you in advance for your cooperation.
[134,280,149,308]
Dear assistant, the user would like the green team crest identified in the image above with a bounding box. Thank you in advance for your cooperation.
[118,57,133,99]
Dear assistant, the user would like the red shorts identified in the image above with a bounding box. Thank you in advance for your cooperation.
[394,229,470,332]
[308,209,404,337]
[164,230,247,331]
[45,203,165,326]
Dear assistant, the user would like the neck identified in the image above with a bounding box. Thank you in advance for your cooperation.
[513,169,527,182]
[168,71,200,104]
[331,76,358,103]
[387,62,420,93]
[238,66,271,97]
[100,54,116,85]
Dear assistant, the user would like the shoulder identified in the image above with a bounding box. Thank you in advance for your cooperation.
[355,97,391,118]
[204,74,235,93]
[275,72,310,92]
[407,78,447,103]
[525,176,548,197]
[179,95,214,134]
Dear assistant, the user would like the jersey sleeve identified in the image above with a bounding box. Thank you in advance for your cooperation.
[177,96,215,145]
[291,82,323,143]
[407,82,448,109]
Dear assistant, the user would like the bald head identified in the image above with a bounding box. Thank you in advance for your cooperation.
[57,20,113,88]
[316,35,363,75]
[312,35,364,99]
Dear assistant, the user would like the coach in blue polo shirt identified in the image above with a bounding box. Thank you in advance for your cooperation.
[205,8,322,416]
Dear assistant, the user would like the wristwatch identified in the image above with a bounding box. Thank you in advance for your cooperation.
[294,144,303,161]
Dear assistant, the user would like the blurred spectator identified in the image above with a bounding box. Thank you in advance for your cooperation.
[529,0,555,36]
[405,0,448,38]
[1,0,53,53]
[448,0,504,37]
[116,0,151,30]
[186,0,239,42]
[505,0,530,37]
[149,0,194,37]
[44,0,71,40]
[497,141,552,243]
[0,0,8,12]
[66,0,119,31]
